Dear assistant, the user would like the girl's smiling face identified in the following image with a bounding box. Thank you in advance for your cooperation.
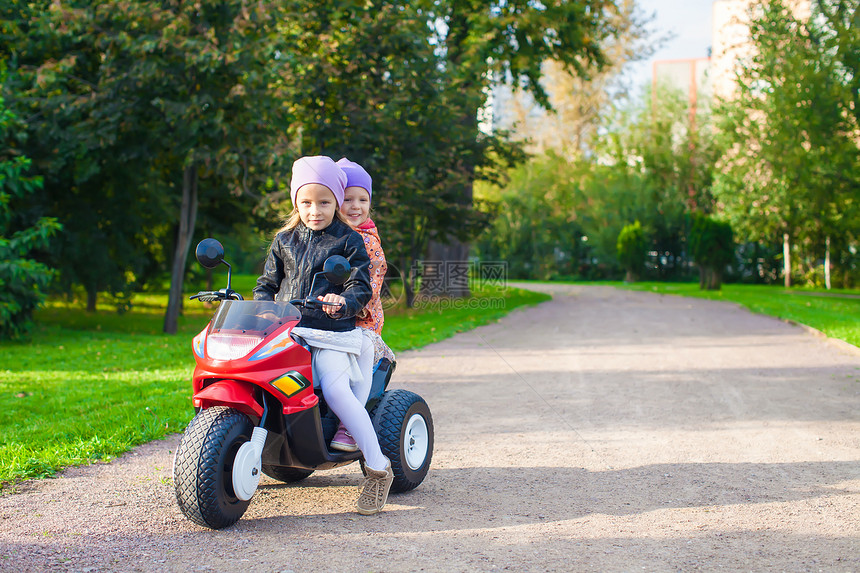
[296,184,337,230]
[340,186,371,227]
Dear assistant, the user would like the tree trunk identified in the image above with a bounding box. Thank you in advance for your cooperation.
[824,235,831,290]
[400,257,415,309]
[86,287,97,313]
[202,267,215,309]
[707,268,723,290]
[163,163,199,334]
[783,232,791,288]
[421,240,472,298]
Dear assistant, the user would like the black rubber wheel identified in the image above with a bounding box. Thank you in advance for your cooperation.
[173,406,253,529]
[369,389,433,493]
[261,465,314,483]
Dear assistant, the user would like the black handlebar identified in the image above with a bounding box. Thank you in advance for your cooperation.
[189,289,244,302]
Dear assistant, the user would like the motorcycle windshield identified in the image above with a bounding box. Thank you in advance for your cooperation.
[210,300,301,335]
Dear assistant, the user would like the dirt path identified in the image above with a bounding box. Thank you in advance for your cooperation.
[2,285,858,572]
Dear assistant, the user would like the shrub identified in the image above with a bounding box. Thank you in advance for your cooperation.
[616,221,647,282]
[689,214,734,290]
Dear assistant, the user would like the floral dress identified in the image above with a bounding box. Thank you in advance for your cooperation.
[354,219,395,364]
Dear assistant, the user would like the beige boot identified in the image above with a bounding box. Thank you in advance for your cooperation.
[356,460,393,515]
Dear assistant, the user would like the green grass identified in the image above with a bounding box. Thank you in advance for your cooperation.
[0,280,548,488]
[614,282,860,347]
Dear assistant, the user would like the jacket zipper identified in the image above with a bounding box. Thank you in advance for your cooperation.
[296,227,323,301]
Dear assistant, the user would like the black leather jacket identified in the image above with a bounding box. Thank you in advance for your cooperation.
[253,219,372,332]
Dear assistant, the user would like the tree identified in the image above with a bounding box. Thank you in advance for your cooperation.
[0,79,61,339]
[617,221,647,282]
[811,0,860,288]
[418,0,636,296]
[2,0,156,311]
[11,4,178,312]
[277,1,520,305]
[474,82,719,281]
[97,1,292,333]
[492,0,657,157]
[474,152,590,280]
[817,0,860,127]
[6,1,293,330]
[591,84,718,279]
[689,214,734,290]
[712,0,859,288]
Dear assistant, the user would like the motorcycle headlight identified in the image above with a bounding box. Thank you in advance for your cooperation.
[206,333,264,361]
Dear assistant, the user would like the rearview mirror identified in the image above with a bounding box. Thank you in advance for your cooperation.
[196,238,225,269]
[323,255,351,285]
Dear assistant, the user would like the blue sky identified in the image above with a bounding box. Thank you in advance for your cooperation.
[625,0,715,90]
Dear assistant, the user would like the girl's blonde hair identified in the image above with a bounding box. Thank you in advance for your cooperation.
[275,208,350,236]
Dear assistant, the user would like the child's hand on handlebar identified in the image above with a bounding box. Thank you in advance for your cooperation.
[317,294,346,316]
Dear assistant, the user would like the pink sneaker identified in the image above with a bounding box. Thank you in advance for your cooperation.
[330,424,358,452]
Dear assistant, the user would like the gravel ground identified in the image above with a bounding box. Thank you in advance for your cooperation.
[1,284,858,572]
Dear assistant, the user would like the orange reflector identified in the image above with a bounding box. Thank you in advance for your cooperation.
[270,373,306,397]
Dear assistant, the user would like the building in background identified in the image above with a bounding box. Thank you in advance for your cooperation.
[652,57,712,125]
[711,0,752,99]
[711,0,811,98]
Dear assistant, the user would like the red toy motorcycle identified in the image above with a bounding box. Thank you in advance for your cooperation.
[173,239,433,529]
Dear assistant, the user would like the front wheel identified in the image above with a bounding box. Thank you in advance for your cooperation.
[370,390,434,493]
[173,407,253,529]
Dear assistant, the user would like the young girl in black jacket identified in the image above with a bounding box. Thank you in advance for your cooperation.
[253,156,393,515]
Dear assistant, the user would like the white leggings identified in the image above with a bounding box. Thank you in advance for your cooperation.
[354,330,375,405]
[313,339,386,471]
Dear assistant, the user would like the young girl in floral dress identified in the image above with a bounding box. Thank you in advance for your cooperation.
[329,158,395,452]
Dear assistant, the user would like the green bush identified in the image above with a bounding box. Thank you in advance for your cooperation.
[689,214,734,290]
[616,221,647,282]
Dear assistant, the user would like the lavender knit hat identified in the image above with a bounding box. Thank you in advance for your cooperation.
[335,158,372,200]
[290,156,348,207]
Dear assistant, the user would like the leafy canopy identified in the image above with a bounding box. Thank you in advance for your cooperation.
[0,76,61,339]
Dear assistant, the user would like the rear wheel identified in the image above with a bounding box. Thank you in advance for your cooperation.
[173,407,253,529]
[261,465,314,483]
[370,390,433,493]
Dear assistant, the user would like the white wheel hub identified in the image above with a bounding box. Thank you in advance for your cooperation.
[232,427,268,501]
[403,413,429,470]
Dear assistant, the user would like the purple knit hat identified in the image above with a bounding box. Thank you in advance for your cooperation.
[335,158,372,200]
[290,156,347,207]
